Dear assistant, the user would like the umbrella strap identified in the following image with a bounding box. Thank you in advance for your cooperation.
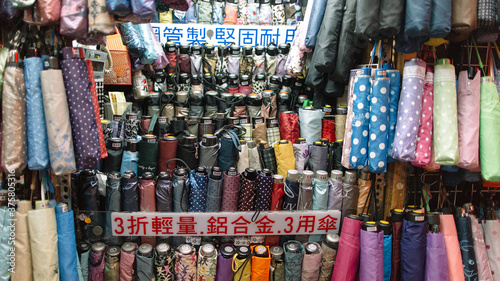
[232,253,256,281]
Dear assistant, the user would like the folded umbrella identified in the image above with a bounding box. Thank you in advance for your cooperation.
[350,68,372,169]
[383,232,392,281]
[284,241,305,281]
[309,144,328,173]
[158,137,178,174]
[259,146,278,173]
[188,169,210,212]
[205,173,223,212]
[255,171,273,211]
[293,143,309,174]
[341,69,360,169]
[238,171,257,212]
[156,174,173,212]
[238,142,250,173]
[11,201,32,281]
[55,204,79,281]
[479,77,500,181]
[440,214,465,281]
[85,60,107,159]
[384,67,401,163]
[299,108,325,144]
[400,213,427,281]
[390,212,403,281]
[368,69,390,173]
[482,218,500,281]
[412,65,434,167]
[104,174,122,246]
[425,232,449,281]
[359,229,384,281]
[279,112,300,143]
[301,242,322,280]
[218,131,240,172]
[274,141,296,178]
[470,215,493,281]
[331,217,363,281]
[137,137,159,176]
[220,169,241,212]
[456,216,478,280]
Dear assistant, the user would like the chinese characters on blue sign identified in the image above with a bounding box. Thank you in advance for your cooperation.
[150,23,296,46]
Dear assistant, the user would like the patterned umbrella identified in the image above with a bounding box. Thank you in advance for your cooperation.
[350,68,372,169]
[188,170,209,212]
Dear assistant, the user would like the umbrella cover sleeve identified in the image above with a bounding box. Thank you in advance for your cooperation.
[188,170,210,212]
[309,144,328,173]
[220,171,241,212]
[238,176,256,211]
[41,69,77,175]
[89,250,105,281]
[61,57,101,170]
[327,179,343,211]
[205,177,223,212]
[137,141,159,176]
[136,253,155,281]
[156,178,173,212]
[457,70,481,170]
[274,142,296,178]
[86,60,107,159]
[140,178,156,212]
[120,247,136,281]
[28,208,60,281]
[392,59,426,162]
[383,234,392,281]
[279,112,300,143]
[391,221,402,281]
[24,57,50,170]
[120,150,138,176]
[318,242,337,281]
[350,72,371,169]
[400,219,427,281]
[248,145,263,171]
[482,219,500,281]
[158,138,178,173]
[440,214,465,281]
[479,78,500,181]
[368,73,390,173]
[175,250,197,280]
[331,217,362,281]
[299,108,325,144]
[104,177,122,246]
[255,172,273,211]
[433,60,459,165]
[470,215,493,281]
[284,241,305,281]
[292,143,309,174]
[238,143,250,173]
[282,179,300,210]
[270,259,285,281]
[2,65,27,174]
[216,252,233,281]
[456,216,479,280]
[386,69,401,163]
[425,232,449,281]
[342,181,359,218]
[301,242,322,280]
[412,66,434,167]
[359,230,384,281]
[11,201,33,281]
[341,70,358,169]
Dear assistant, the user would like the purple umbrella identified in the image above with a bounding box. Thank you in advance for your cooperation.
[359,230,384,281]
[425,232,449,281]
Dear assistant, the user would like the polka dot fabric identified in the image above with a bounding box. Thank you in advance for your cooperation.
[385,69,401,163]
[238,175,256,211]
[86,60,108,159]
[482,219,500,280]
[25,57,50,170]
[412,66,434,167]
[61,57,101,170]
[220,171,241,212]
[368,70,390,173]
[188,169,209,212]
[392,59,426,162]
[1,65,27,174]
[350,68,372,169]
[433,60,459,166]
[341,69,360,169]
[255,172,273,211]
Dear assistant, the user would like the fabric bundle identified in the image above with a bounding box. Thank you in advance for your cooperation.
[433,59,459,165]
[350,69,372,169]
[331,217,362,281]
[2,63,27,174]
[61,48,100,170]
[188,170,210,212]
[28,207,60,281]
[274,142,296,178]
[359,230,384,281]
[392,58,426,161]
[479,77,500,181]
[41,65,77,175]
[457,71,481,170]
[368,70,390,173]
[220,171,241,212]
[412,66,434,167]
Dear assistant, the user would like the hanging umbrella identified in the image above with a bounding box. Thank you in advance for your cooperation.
[11,201,32,281]
[456,216,478,281]
[55,204,79,281]
[469,214,493,281]
[400,212,427,281]
[368,69,390,173]
[331,216,363,281]
[0,207,12,280]
[440,214,465,281]
[384,67,401,162]
[350,68,372,169]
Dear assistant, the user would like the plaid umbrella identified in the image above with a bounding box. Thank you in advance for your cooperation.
[259,146,277,173]
[60,48,100,170]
